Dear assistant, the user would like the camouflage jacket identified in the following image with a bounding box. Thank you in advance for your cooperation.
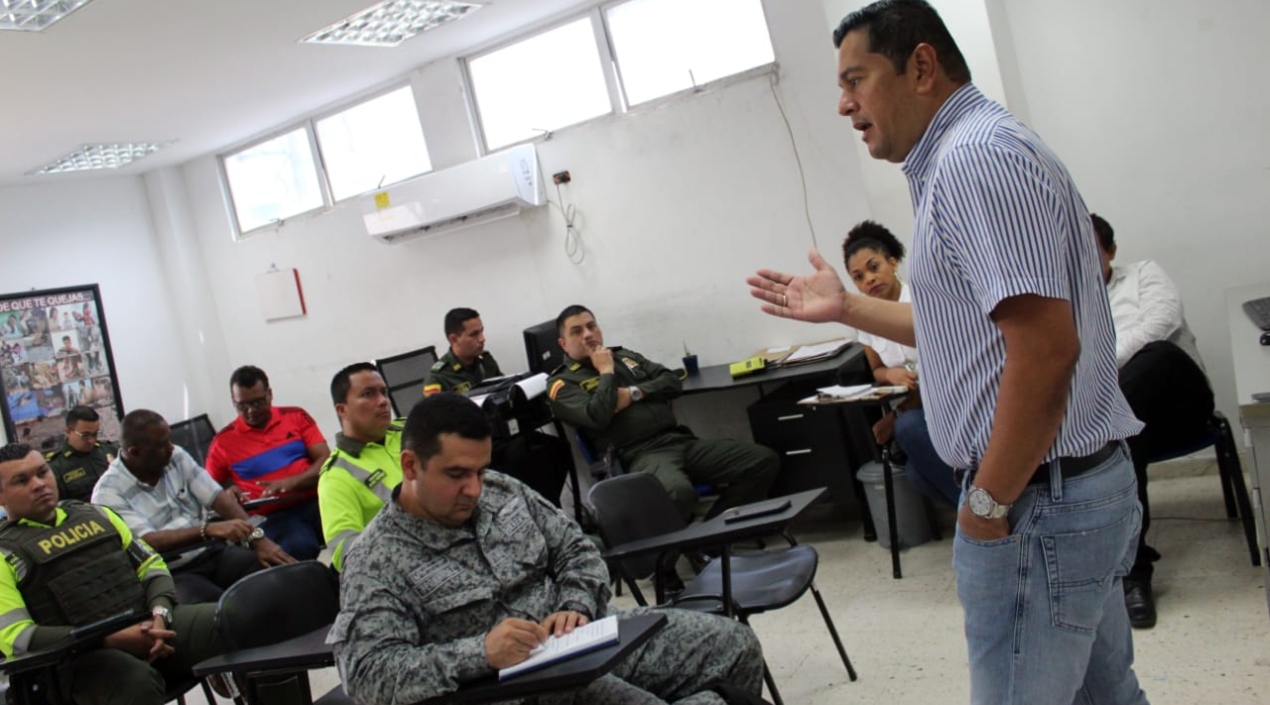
[330,471,610,705]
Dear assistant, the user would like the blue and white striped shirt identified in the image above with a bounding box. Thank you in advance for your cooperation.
[904,84,1142,470]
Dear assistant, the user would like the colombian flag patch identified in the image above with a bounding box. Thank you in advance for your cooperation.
[422,384,442,396]
[548,379,566,400]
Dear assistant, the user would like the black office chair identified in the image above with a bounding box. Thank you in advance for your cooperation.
[0,611,215,705]
[170,413,217,466]
[588,474,856,705]
[214,561,352,705]
[1142,410,1260,567]
[374,345,439,417]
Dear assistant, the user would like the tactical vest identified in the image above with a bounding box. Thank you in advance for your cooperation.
[0,502,145,627]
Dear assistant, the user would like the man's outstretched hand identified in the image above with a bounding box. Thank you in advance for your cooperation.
[747,248,849,324]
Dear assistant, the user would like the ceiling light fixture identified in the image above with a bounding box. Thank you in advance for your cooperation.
[302,0,482,48]
[0,0,96,32]
[30,142,174,175]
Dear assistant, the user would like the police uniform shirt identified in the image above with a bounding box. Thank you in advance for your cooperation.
[45,438,118,503]
[423,350,502,396]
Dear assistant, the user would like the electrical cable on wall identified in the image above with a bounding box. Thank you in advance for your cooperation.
[536,160,585,265]
[555,181,584,265]
[768,72,819,251]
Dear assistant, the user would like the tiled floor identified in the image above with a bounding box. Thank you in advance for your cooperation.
[289,463,1269,703]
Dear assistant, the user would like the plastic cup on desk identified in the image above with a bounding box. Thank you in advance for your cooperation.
[682,355,700,376]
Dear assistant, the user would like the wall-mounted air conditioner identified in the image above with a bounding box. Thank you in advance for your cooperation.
[361,144,544,244]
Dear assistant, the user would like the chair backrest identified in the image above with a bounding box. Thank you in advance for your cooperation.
[215,561,340,651]
[170,414,216,466]
[375,345,439,417]
[588,474,689,580]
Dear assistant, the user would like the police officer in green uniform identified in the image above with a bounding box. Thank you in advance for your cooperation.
[547,305,780,522]
[45,405,118,502]
[0,443,225,705]
[423,308,502,396]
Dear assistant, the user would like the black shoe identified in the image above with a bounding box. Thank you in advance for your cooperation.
[1123,578,1157,629]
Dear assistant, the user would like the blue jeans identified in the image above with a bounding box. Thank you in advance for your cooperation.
[893,407,960,509]
[954,444,1149,705]
[260,500,324,561]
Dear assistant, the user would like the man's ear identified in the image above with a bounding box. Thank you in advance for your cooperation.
[909,42,939,93]
[1109,244,1118,261]
[334,402,347,422]
[400,449,421,480]
[447,332,460,347]
[557,337,566,350]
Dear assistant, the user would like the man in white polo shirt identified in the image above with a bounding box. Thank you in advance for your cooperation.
[93,409,295,603]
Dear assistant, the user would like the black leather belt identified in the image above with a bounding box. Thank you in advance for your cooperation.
[956,442,1119,488]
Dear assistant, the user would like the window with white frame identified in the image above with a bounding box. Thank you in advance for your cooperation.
[465,0,776,151]
[467,17,614,151]
[606,0,775,107]
[221,85,431,236]
[223,127,324,234]
[316,86,431,201]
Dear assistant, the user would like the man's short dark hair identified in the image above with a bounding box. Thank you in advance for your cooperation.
[832,0,971,84]
[65,406,100,428]
[61,336,71,344]
[331,362,379,405]
[230,365,270,391]
[121,409,166,448]
[444,308,480,338]
[555,305,594,337]
[1091,213,1115,252]
[401,393,491,464]
[0,443,33,464]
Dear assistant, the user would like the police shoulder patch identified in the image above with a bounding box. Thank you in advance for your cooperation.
[580,377,601,392]
[430,361,445,371]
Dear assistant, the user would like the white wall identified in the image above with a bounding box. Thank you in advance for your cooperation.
[0,177,212,441]
[999,0,1270,421]
[180,0,876,437]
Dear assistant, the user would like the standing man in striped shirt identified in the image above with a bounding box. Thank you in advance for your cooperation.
[749,1,1148,702]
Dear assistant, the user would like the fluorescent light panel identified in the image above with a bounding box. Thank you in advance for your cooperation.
[0,0,95,32]
[302,0,481,47]
[32,142,172,175]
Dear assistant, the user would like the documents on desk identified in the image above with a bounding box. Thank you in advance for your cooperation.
[758,338,852,367]
[798,384,908,405]
[498,616,619,680]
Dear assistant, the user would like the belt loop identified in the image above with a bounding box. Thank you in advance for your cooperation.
[1049,457,1063,500]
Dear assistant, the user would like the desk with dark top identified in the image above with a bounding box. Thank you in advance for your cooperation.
[677,345,880,535]
[604,489,825,616]
[192,615,668,705]
[680,345,865,396]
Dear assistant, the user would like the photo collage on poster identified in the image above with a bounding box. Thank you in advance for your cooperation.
[1,287,122,452]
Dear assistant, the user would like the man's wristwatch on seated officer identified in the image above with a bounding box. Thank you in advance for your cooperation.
[629,386,644,402]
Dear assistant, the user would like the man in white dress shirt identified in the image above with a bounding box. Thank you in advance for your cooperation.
[1094,213,1214,629]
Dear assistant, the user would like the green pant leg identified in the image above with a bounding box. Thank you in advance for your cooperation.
[682,438,780,518]
[64,648,166,705]
[606,607,764,701]
[623,438,697,522]
[154,603,224,682]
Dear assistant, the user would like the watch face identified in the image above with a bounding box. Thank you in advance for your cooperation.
[250,527,265,541]
[967,487,995,517]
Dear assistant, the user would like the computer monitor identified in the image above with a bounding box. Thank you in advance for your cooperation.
[523,319,563,375]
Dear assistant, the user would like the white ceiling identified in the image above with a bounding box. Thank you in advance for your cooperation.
[0,0,596,186]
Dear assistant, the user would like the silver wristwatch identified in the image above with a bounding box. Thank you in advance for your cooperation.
[629,386,644,402]
[151,606,171,622]
[966,486,1012,519]
[247,527,265,544]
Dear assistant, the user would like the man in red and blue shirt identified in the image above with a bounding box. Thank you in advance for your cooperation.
[205,366,330,560]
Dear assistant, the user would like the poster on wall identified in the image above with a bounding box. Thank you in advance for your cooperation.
[0,285,124,451]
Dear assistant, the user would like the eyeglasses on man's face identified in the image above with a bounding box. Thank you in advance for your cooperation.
[234,396,270,412]
[72,430,99,441]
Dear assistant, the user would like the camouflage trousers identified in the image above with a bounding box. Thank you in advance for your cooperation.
[534,607,764,705]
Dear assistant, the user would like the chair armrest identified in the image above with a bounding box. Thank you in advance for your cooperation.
[1,610,147,676]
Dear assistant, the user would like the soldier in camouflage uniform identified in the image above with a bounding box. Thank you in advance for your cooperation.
[331,394,764,705]
[45,405,118,502]
[547,306,779,522]
[423,308,503,396]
